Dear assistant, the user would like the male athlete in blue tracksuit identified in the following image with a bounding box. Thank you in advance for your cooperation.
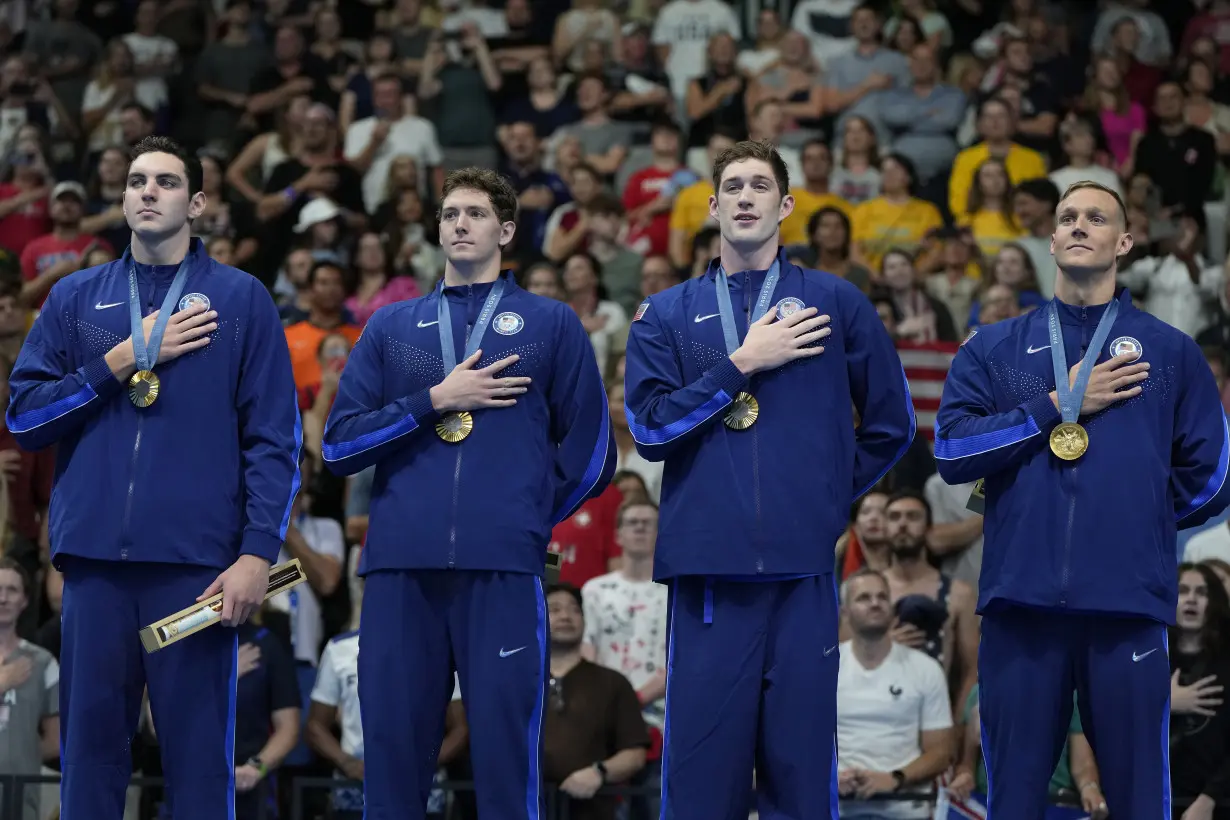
[936,181,1230,819]
[6,139,301,820]
[624,142,915,820]
[322,168,615,820]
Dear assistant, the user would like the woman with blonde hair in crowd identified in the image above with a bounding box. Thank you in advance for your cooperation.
[224,94,311,205]
[80,40,138,161]
[1083,55,1145,175]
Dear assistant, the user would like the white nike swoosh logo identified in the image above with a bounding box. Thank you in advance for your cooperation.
[1132,648,1158,662]
[418,320,439,327]
[824,645,838,656]
[694,313,719,323]
[1027,345,1051,354]
[95,301,123,310]
[499,646,526,658]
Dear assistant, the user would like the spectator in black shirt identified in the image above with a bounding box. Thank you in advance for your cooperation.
[233,623,302,820]
[1133,81,1217,220]
[1170,562,1230,820]
[247,25,333,134]
[997,34,1060,158]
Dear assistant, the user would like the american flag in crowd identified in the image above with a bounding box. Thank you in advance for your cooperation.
[896,341,961,441]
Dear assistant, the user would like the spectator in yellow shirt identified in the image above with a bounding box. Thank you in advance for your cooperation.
[949,97,1048,219]
[958,158,1026,259]
[668,129,738,268]
[780,139,852,246]
[852,153,943,270]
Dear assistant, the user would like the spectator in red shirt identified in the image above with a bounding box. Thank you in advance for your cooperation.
[1182,0,1230,76]
[0,127,52,258]
[549,484,624,588]
[0,351,54,639]
[19,181,112,309]
[621,120,693,257]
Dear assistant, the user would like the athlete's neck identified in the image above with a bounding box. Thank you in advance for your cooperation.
[131,229,191,266]
[443,257,502,287]
[850,632,893,669]
[619,553,654,582]
[1054,268,1116,307]
[719,238,778,274]
[549,645,583,677]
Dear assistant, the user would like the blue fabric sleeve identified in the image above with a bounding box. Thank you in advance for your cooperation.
[1173,337,1230,530]
[236,281,303,564]
[321,310,439,476]
[547,309,617,525]
[934,336,1061,485]
[841,282,916,497]
[623,297,750,462]
[6,282,126,451]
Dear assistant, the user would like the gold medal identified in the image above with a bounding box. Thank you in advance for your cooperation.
[723,392,760,430]
[436,411,474,443]
[1049,422,1089,461]
[128,370,161,408]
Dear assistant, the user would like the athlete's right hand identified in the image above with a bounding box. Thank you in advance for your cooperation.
[730,307,831,376]
[1049,353,1149,417]
[1172,670,1223,716]
[430,350,532,413]
[140,303,218,364]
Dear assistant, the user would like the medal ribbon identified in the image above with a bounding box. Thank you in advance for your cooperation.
[714,259,781,356]
[128,258,193,372]
[1046,298,1120,424]
[437,277,506,374]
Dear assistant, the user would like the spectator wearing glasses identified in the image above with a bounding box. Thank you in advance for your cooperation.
[544,583,650,820]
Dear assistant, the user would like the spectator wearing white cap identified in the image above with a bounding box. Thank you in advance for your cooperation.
[18,181,112,310]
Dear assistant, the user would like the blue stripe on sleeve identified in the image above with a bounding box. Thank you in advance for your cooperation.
[1177,413,1230,522]
[526,577,547,820]
[934,417,1041,461]
[626,389,732,447]
[278,407,304,538]
[6,384,98,434]
[855,364,917,498]
[554,382,612,525]
[321,413,419,465]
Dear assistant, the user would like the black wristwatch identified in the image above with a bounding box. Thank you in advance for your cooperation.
[891,770,906,791]
[594,761,609,783]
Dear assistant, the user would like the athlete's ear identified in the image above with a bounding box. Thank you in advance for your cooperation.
[499,220,516,248]
[1117,230,1134,257]
[187,190,207,220]
[778,192,794,224]
[708,193,719,222]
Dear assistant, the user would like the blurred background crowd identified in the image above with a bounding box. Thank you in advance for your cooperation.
[1,0,1230,818]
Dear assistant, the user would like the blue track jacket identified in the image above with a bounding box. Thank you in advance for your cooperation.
[320,271,616,575]
[623,250,916,580]
[935,289,1230,624]
[6,239,302,570]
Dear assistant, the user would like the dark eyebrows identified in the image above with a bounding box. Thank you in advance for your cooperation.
[127,171,184,184]
[722,174,774,186]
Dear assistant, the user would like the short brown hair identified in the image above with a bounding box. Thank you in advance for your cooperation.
[0,557,31,599]
[616,498,658,528]
[439,167,519,225]
[712,139,790,197]
[1059,180,1128,227]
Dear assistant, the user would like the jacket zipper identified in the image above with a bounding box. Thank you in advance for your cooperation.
[1059,308,1088,606]
[744,272,764,573]
[120,280,155,549]
[447,286,472,570]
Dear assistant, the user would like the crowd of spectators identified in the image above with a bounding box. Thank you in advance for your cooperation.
[3,0,1230,817]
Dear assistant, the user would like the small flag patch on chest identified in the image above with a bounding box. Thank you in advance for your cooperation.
[634,301,650,322]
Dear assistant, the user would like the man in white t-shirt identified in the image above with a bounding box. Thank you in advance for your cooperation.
[267,472,346,667]
[343,72,444,214]
[122,0,179,113]
[309,632,467,820]
[651,0,742,99]
[836,568,954,820]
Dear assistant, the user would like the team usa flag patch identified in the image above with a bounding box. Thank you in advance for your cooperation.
[961,328,978,346]
[634,300,650,322]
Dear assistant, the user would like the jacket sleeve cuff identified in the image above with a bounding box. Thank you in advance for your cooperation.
[405,387,441,429]
[239,529,283,564]
[713,357,751,402]
[83,354,125,401]
[1023,391,1061,431]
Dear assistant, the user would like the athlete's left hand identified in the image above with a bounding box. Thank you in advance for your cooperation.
[560,766,603,800]
[234,764,263,792]
[198,555,271,627]
[1080,783,1109,820]
[852,770,897,798]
